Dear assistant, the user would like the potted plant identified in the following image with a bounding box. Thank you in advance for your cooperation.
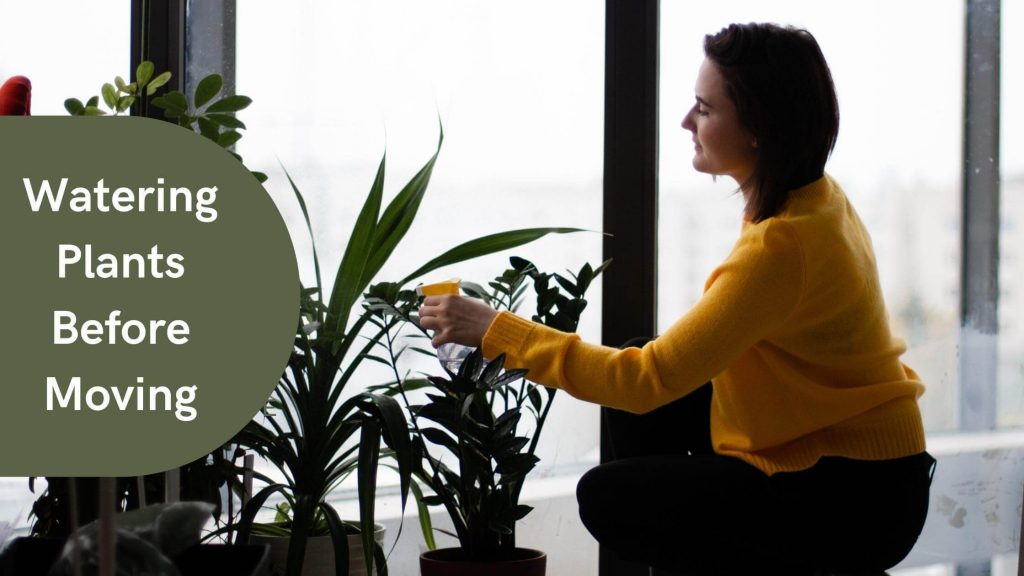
[230,131,587,576]
[365,256,606,575]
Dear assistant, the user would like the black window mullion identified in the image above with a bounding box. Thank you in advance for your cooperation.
[601,0,659,574]
[130,0,186,119]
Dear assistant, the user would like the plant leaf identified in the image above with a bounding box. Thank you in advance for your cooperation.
[136,61,155,87]
[361,393,414,511]
[147,71,172,95]
[217,130,242,148]
[281,165,323,311]
[324,153,385,347]
[320,502,350,576]
[101,83,118,109]
[206,94,253,113]
[421,427,459,454]
[399,228,591,286]
[356,124,445,306]
[373,541,389,576]
[357,416,381,574]
[64,98,84,116]
[197,117,220,141]
[235,483,287,544]
[194,73,223,108]
[152,90,188,114]
[116,95,134,113]
[410,480,437,550]
[206,112,246,129]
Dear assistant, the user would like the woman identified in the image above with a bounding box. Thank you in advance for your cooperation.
[419,23,934,575]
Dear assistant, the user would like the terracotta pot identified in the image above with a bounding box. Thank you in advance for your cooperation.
[420,547,546,576]
[251,523,385,576]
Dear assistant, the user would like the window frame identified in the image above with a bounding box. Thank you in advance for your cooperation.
[960,0,1001,432]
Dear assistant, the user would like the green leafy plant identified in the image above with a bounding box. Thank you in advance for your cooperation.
[63,61,171,117]
[232,129,586,575]
[64,61,265,182]
[365,256,607,561]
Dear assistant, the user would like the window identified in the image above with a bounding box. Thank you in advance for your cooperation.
[232,2,604,573]
[0,3,129,115]
[659,1,963,431]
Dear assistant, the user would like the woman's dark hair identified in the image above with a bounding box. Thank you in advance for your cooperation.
[704,23,840,222]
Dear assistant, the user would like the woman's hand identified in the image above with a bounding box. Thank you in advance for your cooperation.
[419,295,498,348]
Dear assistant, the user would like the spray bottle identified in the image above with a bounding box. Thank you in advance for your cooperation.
[416,278,475,373]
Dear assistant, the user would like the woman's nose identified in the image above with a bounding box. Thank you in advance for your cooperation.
[681,107,696,132]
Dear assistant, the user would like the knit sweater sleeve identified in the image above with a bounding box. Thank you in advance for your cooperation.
[481,219,805,414]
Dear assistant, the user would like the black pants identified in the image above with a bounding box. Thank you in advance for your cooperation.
[578,381,935,575]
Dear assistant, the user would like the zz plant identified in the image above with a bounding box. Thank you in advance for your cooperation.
[365,256,608,561]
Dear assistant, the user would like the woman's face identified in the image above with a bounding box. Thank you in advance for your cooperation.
[681,58,758,188]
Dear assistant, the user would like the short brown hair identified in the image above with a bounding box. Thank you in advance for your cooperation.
[704,23,840,222]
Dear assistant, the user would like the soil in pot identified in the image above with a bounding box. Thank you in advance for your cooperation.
[420,547,546,576]
[251,523,385,576]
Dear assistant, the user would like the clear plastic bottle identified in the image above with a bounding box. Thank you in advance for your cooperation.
[436,342,474,374]
[417,278,477,374]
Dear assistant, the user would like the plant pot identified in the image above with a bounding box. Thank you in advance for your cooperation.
[251,523,385,576]
[419,547,546,576]
[0,537,270,576]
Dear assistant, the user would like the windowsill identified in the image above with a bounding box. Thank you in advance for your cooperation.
[321,461,597,522]
[925,428,1024,454]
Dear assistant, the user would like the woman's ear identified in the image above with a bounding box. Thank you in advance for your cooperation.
[751,137,758,149]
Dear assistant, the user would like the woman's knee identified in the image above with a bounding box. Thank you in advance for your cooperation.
[576,463,634,538]
[575,465,609,529]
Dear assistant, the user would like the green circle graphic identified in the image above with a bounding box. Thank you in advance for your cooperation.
[0,116,299,476]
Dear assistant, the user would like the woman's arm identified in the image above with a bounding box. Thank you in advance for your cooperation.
[422,219,805,413]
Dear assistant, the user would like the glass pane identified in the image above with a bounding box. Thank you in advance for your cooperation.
[0,1,130,535]
[235,2,603,571]
[659,1,963,431]
[0,4,129,115]
[999,0,1024,428]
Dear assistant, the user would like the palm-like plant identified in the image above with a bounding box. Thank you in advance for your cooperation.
[233,129,586,575]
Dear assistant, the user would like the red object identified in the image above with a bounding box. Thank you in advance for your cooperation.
[0,75,32,115]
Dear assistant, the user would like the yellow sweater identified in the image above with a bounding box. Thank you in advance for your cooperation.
[482,174,926,475]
